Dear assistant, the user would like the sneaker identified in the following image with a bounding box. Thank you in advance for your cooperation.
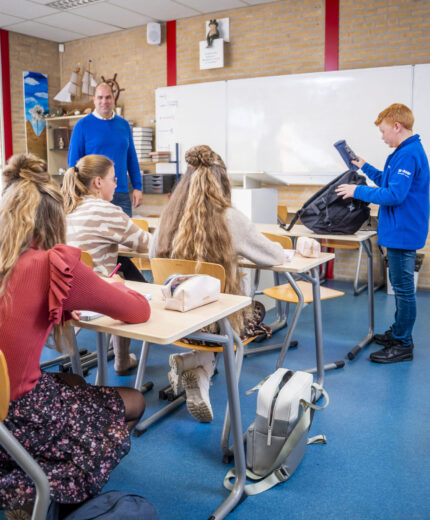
[373,329,393,345]
[168,351,215,396]
[182,366,213,423]
[369,341,413,364]
[373,329,414,349]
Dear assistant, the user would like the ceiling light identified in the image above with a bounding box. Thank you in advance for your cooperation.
[46,0,104,10]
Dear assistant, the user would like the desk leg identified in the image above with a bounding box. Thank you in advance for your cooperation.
[347,239,375,360]
[69,327,84,377]
[95,332,108,386]
[209,318,245,520]
[310,267,325,388]
[134,341,151,391]
[221,331,244,462]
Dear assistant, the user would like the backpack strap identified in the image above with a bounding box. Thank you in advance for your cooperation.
[286,210,300,231]
[223,384,329,496]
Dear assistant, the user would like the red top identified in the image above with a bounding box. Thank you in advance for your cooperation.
[0,244,151,401]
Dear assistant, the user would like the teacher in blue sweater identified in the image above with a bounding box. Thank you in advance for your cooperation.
[68,82,142,217]
[336,103,429,364]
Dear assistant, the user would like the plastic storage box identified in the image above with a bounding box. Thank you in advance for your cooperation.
[142,174,177,194]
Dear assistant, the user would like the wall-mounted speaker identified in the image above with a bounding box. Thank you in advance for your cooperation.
[147,23,161,45]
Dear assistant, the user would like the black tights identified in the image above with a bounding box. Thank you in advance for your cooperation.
[55,373,145,430]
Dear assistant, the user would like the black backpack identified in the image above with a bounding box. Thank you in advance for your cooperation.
[285,170,371,235]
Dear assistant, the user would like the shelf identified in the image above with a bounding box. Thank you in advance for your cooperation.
[50,148,68,152]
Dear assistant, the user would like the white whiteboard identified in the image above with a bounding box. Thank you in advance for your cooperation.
[412,63,430,160]
[227,66,413,183]
[155,65,429,184]
[155,81,226,173]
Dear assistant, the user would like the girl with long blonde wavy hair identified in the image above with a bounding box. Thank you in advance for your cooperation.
[151,145,284,423]
[0,154,151,515]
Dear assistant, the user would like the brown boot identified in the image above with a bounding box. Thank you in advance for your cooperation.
[113,336,138,375]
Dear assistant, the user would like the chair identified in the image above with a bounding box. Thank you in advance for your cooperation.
[0,351,51,520]
[277,204,288,226]
[130,218,151,272]
[260,232,344,366]
[80,250,94,269]
[134,258,252,459]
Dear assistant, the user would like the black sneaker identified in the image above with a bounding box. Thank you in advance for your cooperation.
[373,330,414,349]
[370,340,413,364]
[373,329,392,345]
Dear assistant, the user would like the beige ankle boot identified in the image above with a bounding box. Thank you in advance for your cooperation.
[113,336,138,375]
[168,350,215,395]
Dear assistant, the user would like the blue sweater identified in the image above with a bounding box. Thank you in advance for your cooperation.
[354,134,429,250]
[68,114,142,192]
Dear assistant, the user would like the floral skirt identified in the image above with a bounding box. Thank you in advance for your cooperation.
[0,372,130,510]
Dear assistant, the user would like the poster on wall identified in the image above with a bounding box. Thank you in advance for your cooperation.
[23,71,48,160]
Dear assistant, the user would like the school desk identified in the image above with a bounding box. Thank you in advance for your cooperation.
[255,223,377,360]
[237,252,345,384]
[73,281,251,520]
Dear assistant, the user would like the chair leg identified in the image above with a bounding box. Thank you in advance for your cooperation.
[276,274,305,369]
[0,424,51,520]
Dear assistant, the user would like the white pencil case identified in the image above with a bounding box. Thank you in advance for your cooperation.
[161,274,220,312]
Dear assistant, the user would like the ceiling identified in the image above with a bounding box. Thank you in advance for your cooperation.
[0,0,275,43]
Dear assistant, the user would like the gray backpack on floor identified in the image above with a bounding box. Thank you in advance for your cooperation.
[224,368,329,495]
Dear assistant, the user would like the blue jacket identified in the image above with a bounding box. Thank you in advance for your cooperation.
[354,134,429,250]
[68,114,142,192]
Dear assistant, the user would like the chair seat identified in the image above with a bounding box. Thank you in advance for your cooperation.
[263,280,344,303]
[172,335,257,353]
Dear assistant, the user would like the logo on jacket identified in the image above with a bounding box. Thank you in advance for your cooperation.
[397,168,411,177]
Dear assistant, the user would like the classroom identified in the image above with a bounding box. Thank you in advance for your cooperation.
[0,1,429,519]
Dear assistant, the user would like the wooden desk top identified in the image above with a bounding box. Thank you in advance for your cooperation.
[255,223,377,243]
[73,282,251,345]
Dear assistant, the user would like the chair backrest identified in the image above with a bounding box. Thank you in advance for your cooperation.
[277,205,288,225]
[131,218,149,232]
[81,251,94,269]
[262,232,293,250]
[0,351,10,421]
[150,258,226,292]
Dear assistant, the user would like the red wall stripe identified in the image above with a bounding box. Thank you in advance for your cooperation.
[0,29,13,161]
[324,0,339,278]
[166,20,177,87]
[325,0,339,72]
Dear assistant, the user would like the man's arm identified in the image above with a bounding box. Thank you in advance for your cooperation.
[68,119,85,167]
[126,123,143,207]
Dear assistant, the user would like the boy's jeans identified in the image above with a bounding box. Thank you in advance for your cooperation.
[387,247,416,347]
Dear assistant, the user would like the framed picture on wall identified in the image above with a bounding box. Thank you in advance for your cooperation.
[23,71,48,160]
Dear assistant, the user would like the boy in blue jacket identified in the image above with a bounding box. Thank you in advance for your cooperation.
[336,103,429,364]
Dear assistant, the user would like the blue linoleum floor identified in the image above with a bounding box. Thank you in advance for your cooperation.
[3,282,430,519]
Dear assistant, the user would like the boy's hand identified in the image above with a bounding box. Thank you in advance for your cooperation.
[351,156,365,169]
[335,184,357,199]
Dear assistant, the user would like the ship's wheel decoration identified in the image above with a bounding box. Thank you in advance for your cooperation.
[100,73,125,104]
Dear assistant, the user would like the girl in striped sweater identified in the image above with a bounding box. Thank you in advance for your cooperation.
[62,154,151,375]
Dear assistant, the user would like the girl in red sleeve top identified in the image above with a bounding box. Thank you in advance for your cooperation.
[0,154,151,514]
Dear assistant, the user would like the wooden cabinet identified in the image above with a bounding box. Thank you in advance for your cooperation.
[46,114,85,176]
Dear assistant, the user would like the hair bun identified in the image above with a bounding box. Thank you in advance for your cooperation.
[185,145,216,168]
[2,153,50,188]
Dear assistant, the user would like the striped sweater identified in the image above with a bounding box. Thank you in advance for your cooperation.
[66,195,151,276]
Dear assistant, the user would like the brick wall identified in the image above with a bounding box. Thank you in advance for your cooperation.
[5,0,430,287]
[8,32,60,155]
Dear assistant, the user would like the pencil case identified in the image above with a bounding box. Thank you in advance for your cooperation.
[161,274,220,312]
